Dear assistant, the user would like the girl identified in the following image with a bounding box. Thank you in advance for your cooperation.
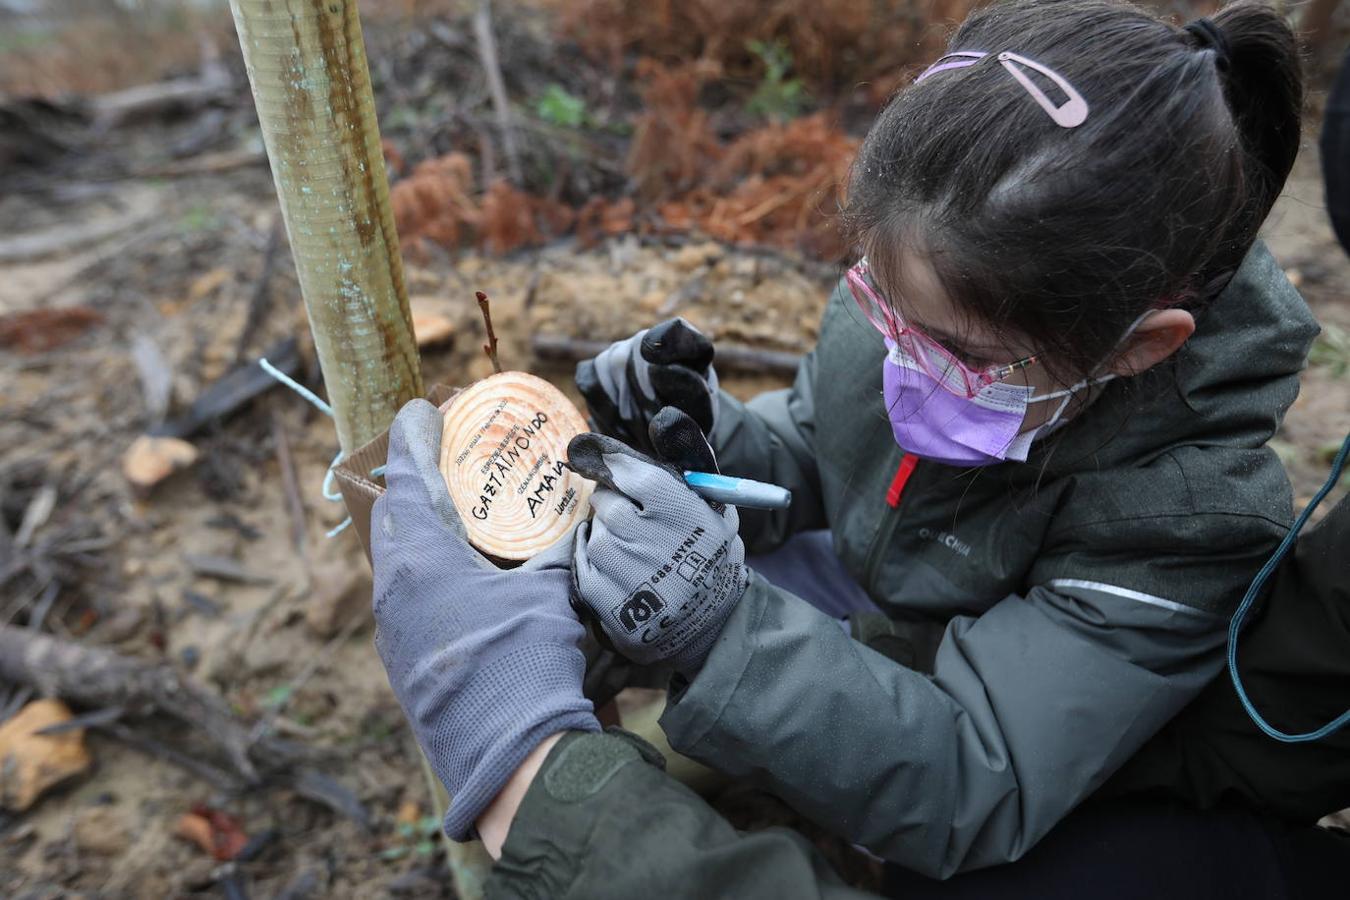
[369,1,1345,896]
[570,0,1317,875]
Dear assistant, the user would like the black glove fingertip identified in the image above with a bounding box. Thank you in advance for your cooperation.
[641,318,715,371]
[649,406,718,474]
[565,432,623,493]
[648,364,715,434]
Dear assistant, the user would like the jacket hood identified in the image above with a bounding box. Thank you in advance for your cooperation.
[1038,241,1319,474]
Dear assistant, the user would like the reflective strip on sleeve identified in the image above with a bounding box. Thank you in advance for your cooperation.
[1047,579,1218,618]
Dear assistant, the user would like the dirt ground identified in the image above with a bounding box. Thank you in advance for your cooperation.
[1,2,1348,898]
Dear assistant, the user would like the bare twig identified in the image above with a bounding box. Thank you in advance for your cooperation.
[14,485,56,548]
[0,211,157,264]
[183,554,273,586]
[272,412,308,556]
[0,624,307,783]
[91,72,232,130]
[472,0,523,185]
[0,684,33,725]
[98,720,240,792]
[531,334,802,378]
[476,291,503,374]
[131,147,267,179]
[26,582,59,632]
[234,216,284,365]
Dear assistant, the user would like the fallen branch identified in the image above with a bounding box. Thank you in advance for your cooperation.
[155,337,302,440]
[272,412,309,556]
[91,74,232,129]
[234,216,284,365]
[0,624,299,783]
[472,0,523,185]
[531,334,802,377]
[132,147,267,180]
[0,211,157,264]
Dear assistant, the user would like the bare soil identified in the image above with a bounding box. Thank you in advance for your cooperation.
[1,3,1346,897]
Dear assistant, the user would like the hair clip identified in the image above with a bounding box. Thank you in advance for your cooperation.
[914,50,1089,129]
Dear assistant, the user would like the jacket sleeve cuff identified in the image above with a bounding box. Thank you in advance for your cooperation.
[488,729,665,897]
[659,570,774,750]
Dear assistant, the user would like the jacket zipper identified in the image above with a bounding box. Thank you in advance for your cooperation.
[863,454,918,590]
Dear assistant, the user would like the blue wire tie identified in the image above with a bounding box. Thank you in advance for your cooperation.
[259,357,358,540]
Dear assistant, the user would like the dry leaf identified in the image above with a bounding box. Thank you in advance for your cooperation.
[122,435,199,492]
[0,699,93,811]
[175,805,249,861]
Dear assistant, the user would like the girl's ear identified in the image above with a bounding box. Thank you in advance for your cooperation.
[1106,309,1196,377]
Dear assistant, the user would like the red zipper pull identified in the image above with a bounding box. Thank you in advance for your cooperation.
[886,453,919,508]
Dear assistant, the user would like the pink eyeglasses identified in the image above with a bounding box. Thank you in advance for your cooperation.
[846,258,1039,399]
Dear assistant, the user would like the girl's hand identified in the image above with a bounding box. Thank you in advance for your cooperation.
[575,318,720,455]
[370,400,599,841]
[567,408,749,675]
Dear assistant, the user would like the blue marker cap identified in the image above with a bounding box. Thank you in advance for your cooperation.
[682,471,792,510]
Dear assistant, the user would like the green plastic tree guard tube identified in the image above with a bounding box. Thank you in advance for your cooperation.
[228,0,423,453]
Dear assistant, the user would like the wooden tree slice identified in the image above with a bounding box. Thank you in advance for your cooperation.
[438,371,593,562]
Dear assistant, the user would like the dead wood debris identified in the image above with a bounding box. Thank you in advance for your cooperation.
[0,625,368,824]
[0,623,276,783]
[472,0,524,186]
[156,337,302,440]
[272,412,309,556]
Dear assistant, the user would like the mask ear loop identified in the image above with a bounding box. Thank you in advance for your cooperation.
[997,52,1089,128]
[1023,308,1161,427]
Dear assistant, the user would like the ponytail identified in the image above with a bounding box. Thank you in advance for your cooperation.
[1201,3,1303,278]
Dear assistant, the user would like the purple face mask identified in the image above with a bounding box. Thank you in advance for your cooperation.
[882,339,1098,467]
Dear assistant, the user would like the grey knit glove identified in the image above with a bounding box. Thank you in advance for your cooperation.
[568,408,749,675]
[575,318,720,455]
[371,400,599,841]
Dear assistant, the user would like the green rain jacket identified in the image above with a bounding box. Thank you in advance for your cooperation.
[487,243,1318,896]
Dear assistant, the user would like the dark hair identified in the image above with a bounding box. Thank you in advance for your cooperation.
[844,0,1302,382]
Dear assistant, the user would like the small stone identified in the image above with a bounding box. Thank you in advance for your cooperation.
[0,699,93,811]
[410,297,456,348]
[122,435,199,493]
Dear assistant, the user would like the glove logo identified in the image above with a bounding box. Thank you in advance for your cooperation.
[677,551,708,586]
[614,584,665,634]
